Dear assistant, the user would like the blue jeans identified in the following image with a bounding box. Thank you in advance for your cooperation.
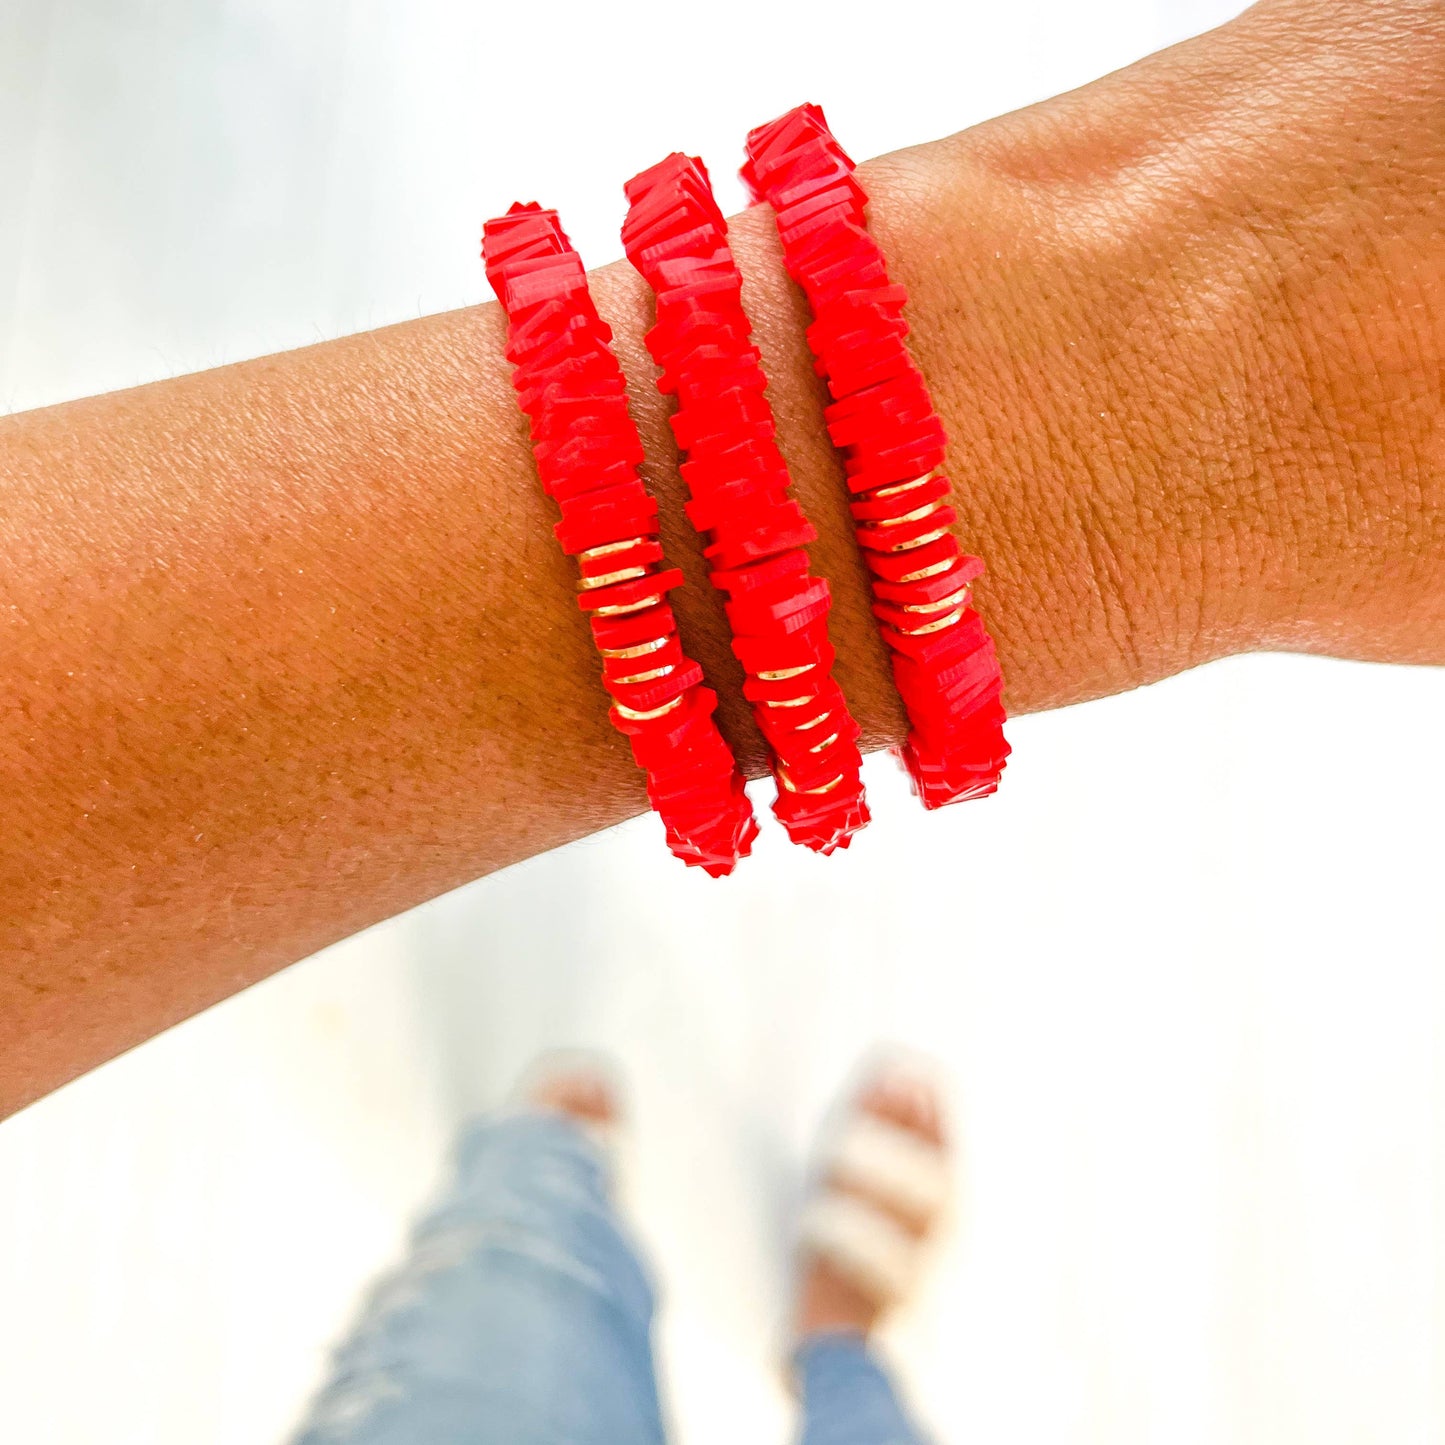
[292,1113,929,1445]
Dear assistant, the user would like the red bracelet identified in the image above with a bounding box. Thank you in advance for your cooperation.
[742,106,1010,808]
[482,203,758,875]
[621,153,869,854]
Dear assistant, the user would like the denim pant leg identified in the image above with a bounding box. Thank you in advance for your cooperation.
[796,1333,930,1445]
[292,1113,666,1445]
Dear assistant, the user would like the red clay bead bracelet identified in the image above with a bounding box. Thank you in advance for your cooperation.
[742,104,1010,808]
[482,203,758,875]
[621,153,869,854]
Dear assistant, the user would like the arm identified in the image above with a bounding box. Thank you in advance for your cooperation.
[2,0,1442,1118]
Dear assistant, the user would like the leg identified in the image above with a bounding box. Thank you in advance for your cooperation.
[292,1072,665,1445]
[793,1071,949,1445]
[796,1333,929,1445]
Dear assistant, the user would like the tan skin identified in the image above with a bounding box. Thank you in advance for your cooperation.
[1,0,1442,1120]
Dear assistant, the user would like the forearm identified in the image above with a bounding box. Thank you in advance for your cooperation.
[2,0,1441,1117]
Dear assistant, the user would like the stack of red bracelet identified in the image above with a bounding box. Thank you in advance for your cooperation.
[481,105,1008,869]
[482,202,758,875]
[621,153,868,854]
[742,104,1009,808]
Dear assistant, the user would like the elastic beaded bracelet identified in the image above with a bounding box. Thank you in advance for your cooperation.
[621,153,869,854]
[742,105,1010,808]
[483,202,758,875]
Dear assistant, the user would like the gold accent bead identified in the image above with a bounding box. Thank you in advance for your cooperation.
[757,664,815,681]
[898,607,965,636]
[794,710,833,731]
[762,694,818,708]
[578,566,648,591]
[886,525,951,553]
[578,536,647,562]
[807,731,840,754]
[873,498,945,528]
[614,695,685,721]
[594,593,665,617]
[612,663,675,685]
[897,557,957,583]
[900,586,971,614]
[869,471,937,500]
[597,636,669,660]
[780,770,845,795]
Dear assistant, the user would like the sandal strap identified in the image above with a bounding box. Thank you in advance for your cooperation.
[827,1113,950,1220]
[799,1191,921,1305]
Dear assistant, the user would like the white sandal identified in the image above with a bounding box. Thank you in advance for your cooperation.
[799,1073,952,1309]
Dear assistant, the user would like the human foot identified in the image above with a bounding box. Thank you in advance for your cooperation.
[796,1070,950,1340]
[516,1052,623,1162]
[528,1067,618,1129]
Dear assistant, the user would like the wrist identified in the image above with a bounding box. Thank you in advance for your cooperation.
[590,144,1221,764]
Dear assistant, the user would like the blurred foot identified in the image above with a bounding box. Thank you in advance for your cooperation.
[796,1071,949,1340]
[528,1066,618,1130]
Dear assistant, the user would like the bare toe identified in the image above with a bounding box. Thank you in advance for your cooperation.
[529,1071,617,1128]
[860,1075,945,1148]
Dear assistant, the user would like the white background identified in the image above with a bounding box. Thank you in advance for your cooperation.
[1,2,1442,1443]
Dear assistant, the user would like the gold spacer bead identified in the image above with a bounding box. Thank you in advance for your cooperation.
[780,771,845,795]
[886,525,951,554]
[873,498,945,528]
[807,731,840,754]
[757,664,815,681]
[869,470,937,500]
[794,710,833,731]
[898,607,965,636]
[762,694,818,709]
[597,636,669,660]
[900,585,971,614]
[614,695,685,721]
[594,593,665,617]
[896,557,957,583]
[578,565,649,591]
[578,536,647,562]
[612,663,675,685]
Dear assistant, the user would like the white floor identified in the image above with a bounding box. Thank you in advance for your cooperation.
[2,4,1441,1444]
